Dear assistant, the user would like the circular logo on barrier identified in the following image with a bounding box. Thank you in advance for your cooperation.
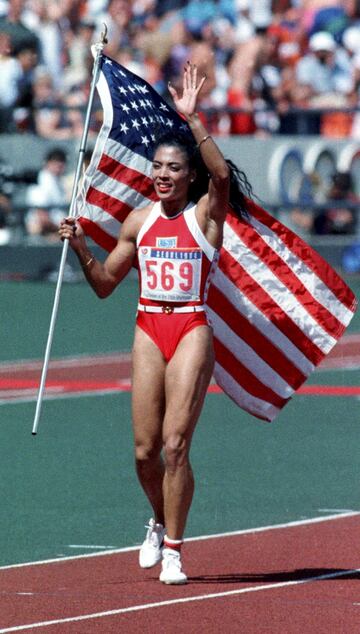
[268,145,304,204]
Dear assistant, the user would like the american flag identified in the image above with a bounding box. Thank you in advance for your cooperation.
[77,54,357,422]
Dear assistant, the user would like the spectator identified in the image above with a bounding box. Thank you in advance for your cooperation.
[63,17,96,92]
[24,148,69,241]
[0,30,21,130]
[342,25,360,137]
[296,31,352,97]
[0,187,12,245]
[240,0,273,32]
[96,0,133,59]
[23,0,65,91]
[267,7,305,69]
[342,24,360,63]
[0,153,38,243]
[250,32,283,134]
[12,42,38,130]
[85,0,108,18]
[226,31,264,134]
[293,31,353,133]
[31,68,84,139]
[0,0,39,55]
[313,171,358,235]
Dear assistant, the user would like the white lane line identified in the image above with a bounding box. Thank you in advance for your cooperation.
[67,545,116,550]
[318,508,356,513]
[1,567,359,633]
[0,353,131,372]
[1,511,359,571]
[0,388,125,406]
[319,358,360,370]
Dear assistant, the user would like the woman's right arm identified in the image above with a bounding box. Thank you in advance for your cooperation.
[59,212,139,298]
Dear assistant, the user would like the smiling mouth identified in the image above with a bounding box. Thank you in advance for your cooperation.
[157,183,172,193]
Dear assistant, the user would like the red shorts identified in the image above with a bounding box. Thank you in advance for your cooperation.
[136,310,210,362]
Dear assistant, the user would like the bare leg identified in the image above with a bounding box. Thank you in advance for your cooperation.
[162,325,214,540]
[132,325,166,525]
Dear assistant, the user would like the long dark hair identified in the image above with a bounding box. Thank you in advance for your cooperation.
[153,131,253,219]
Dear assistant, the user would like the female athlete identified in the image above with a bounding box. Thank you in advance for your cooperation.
[59,61,251,584]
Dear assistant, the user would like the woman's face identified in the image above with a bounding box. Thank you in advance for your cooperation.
[152,145,195,203]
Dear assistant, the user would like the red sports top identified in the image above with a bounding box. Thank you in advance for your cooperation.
[136,201,219,307]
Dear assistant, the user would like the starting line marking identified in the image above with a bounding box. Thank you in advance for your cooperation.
[1,566,360,632]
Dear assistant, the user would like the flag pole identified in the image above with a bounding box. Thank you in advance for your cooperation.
[31,25,108,436]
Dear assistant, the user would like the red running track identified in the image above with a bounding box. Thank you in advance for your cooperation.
[0,332,359,402]
[1,514,360,633]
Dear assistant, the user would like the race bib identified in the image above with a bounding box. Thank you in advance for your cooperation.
[138,246,202,302]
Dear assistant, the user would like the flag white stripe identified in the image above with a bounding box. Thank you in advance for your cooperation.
[207,307,293,399]
[249,216,354,325]
[104,138,153,179]
[88,170,151,210]
[75,71,114,216]
[223,223,337,354]
[97,68,115,131]
[83,204,121,238]
[213,362,280,421]
[212,268,315,376]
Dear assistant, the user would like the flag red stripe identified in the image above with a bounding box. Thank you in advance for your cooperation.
[98,154,157,201]
[86,186,132,223]
[218,248,324,366]
[78,217,117,252]
[213,338,289,408]
[207,284,306,389]
[245,200,357,312]
[226,212,344,339]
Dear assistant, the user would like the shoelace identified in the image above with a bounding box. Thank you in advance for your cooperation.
[144,522,163,545]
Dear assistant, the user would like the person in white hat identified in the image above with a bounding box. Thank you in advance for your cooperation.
[309,31,336,54]
[296,31,352,97]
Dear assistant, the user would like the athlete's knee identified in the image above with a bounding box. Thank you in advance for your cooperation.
[135,441,161,471]
[163,433,189,471]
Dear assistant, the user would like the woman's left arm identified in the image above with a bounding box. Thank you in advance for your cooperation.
[168,62,230,223]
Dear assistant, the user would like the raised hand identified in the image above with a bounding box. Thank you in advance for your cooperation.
[168,61,206,119]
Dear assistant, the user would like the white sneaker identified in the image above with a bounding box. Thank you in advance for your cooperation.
[159,547,188,585]
[139,518,165,569]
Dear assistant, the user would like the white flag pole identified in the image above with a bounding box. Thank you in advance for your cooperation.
[32,25,108,435]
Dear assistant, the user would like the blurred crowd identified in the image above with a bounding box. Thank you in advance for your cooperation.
[0,0,360,249]
[1,0,360,137]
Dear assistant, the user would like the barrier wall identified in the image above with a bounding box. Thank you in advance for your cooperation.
[0,134,359,277]
[217,136,360,204]
[1,133,359,204]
